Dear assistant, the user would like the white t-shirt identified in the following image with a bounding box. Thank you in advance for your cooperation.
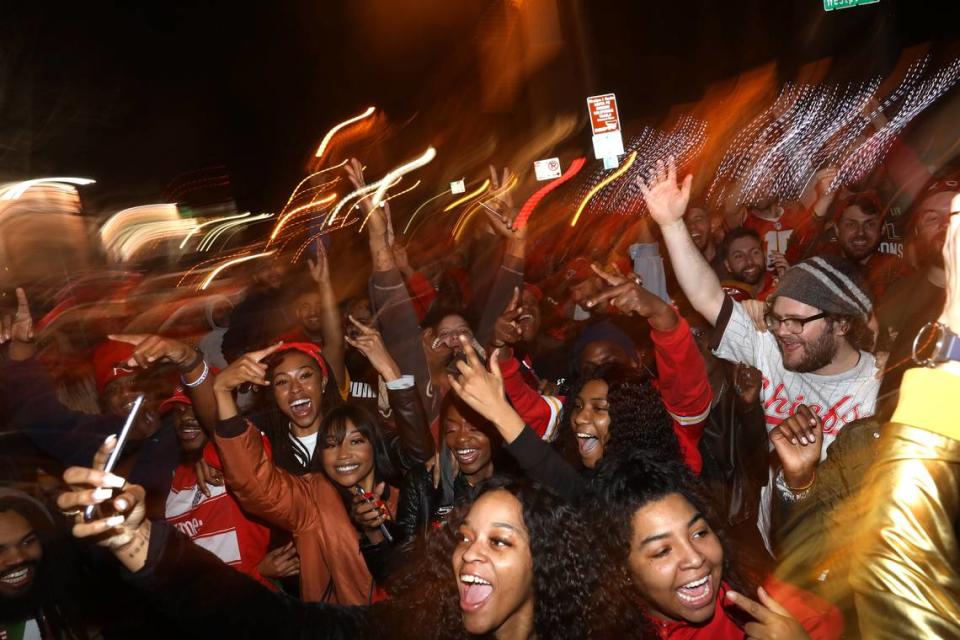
[713,298,880,456]
[292,431,319,460]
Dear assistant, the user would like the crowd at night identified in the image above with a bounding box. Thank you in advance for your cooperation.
[2,1,960,638]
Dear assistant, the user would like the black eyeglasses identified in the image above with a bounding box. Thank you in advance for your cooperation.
[764,311,828,334]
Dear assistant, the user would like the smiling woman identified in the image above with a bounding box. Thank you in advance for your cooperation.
[594,451,841,639]
[209,340,435,603]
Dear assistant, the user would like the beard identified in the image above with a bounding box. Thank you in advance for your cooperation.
[778,327,839,373]
[735,264,764,285]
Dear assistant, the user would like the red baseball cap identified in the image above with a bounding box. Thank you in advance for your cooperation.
[92,340,137,395]
[159,386,192,415]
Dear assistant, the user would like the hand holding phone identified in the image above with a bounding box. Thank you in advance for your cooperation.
[83,394,144,521]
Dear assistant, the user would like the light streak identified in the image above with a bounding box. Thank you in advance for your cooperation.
[0,177,96,200]
[402,189,452,234]
[179,212,252,249]
[199,250,276,290]
[369,147,437,208]
[100,204,179,248]
[281,160,347,212]
[199,213,274,251]
[443,179,490,212]
[269,192,337,244]
[570,151,637,227]
[314,107,376,162]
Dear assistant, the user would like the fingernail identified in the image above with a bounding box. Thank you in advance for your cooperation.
[104,434,118,445]
[105,515,125,527]
[114,499,128,511]
[791,438,798,446]
[102,473,125,488]
[800,436,808,445]
[92,488,113,501]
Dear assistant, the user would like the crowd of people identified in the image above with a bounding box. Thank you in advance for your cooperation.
[2,108,960,639]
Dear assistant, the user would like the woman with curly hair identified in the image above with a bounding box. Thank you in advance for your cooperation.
[446,336,699,503]
[592,450,842,639]
[59,441,647,639]
[491,268,712,498]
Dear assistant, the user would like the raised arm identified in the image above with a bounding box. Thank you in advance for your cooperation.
[585,265,712,472]
[476,166,526,347]
[448,337,585,501]
[640,158,726,325]
[58,446,363,638]
[345,316,435,467]
[307,242,346,388]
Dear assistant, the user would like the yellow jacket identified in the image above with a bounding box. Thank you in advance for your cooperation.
[850,367,960,639]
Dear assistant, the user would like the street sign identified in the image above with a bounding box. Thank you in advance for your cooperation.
[587,93,624,161]
[823,0,879,11]
[533,158,562,181]
[587,93,621,135]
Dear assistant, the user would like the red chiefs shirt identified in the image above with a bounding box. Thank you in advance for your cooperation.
[166,441,273,588]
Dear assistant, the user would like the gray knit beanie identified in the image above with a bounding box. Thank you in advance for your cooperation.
[772,256,872,316]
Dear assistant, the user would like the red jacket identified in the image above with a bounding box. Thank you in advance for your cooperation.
[501,314,712,472]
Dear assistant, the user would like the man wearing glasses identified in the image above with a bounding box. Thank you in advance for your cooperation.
[639,159,880,546]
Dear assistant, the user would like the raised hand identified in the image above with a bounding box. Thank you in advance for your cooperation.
[448,338,506,417]
[344,158,366,192]
[489,165,515,209]
[583,264,677,331]
[770,251,790,279]
[213,343,286,393]
[492,287,523,348]
[732,362,762,406]
[726,587,811,640]
[109,333,196,370]
[637,156,693,228]
[0,287,34,344]
[57,436,150,571]
[307,239,330,284]
[257,542,300,579]
[812,166,839,200]
[344,315,401,382]
[741,299,768,333]
[769,405,823,490]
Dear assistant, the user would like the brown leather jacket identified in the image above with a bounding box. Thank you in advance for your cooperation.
[216,418,375,604]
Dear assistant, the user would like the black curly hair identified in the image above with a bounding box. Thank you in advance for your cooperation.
[591,450,756,622]
[376,477,652,639]
[556,362,683,470]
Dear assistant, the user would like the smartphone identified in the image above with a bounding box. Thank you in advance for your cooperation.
[83,394,145,522]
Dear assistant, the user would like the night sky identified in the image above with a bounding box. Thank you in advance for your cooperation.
[2,0,958,214]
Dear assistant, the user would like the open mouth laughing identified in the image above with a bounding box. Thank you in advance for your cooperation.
[459,572,494,611]
[676,574,713,609]
[289,397,313,419]
[575,432,600,456]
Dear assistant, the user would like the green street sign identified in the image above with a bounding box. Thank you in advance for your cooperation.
[823,0,879,10]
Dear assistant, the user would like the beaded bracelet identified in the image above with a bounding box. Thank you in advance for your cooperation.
[181,360,209,389]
